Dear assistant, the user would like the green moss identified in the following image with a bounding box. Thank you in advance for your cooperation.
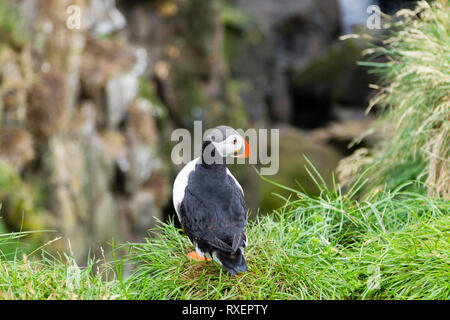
[223,27,240,68]
[220,2,249,29]
[172,75,208,124]
[138,76,167,119]
[0,163,44,232]
[221,2,251,66]
[0,1,28,49]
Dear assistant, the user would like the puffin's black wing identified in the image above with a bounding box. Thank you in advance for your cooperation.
[178,165,247,273]
[180,176,247,249]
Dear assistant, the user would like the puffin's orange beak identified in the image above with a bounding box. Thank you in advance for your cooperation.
[234,139,249,158]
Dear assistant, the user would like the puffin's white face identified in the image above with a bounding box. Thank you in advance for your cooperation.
[206,126,249,159]
[212,133,248,158]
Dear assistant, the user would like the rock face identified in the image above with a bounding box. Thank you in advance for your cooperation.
[228,0,341,126]
[0,0,169,263]
[0,127,34,171]
[119,0,249,131]
[288,39,375,129]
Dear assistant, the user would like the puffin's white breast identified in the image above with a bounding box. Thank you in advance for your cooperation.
[172,157,200,222]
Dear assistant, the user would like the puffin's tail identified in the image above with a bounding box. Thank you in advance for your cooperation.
[214,248,247,275]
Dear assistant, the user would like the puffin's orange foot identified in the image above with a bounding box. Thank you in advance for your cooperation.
[187,251,212,261]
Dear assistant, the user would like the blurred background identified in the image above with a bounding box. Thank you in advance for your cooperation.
[0,0,422,263]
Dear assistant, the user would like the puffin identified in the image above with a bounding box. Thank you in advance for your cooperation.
[172,125,250,275]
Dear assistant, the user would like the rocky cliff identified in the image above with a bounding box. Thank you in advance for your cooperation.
[0,0,169,262]
[0,0,382,262]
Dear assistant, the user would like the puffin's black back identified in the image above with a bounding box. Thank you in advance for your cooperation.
[179,161,247,274]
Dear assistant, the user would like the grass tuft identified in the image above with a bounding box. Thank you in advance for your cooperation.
[338,0,449,198]
[120,172,449,300]
[0,232,121,300]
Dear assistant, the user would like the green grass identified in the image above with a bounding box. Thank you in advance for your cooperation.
[0,230,123,299]
[0,1,28,49]
[119,172,449,300]
[0,172,448,299]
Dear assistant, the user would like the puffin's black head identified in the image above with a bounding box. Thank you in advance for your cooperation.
[201,125,249,165]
